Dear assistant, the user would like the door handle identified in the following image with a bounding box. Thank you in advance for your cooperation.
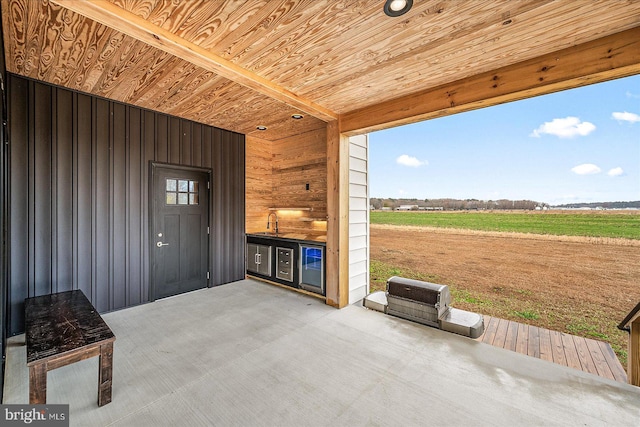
[156,241,169,248]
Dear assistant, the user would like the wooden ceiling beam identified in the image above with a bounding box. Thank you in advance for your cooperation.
[340,27,640,136]
[49,0,338,122]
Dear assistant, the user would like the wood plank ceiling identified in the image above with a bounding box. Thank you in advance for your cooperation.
[2,0,640,141]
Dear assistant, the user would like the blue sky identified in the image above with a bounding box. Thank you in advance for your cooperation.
[369,75,640,205]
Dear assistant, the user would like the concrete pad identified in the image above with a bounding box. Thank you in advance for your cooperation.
[3,279,640,426]
[362,290,387,313]
[439,307,485,338]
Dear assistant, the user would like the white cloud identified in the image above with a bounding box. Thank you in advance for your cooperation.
[571,164,601,175]
[627,91,640,99]
[396,154,426,167]
[530,116,596,138]
[608,167,624,177]
[612,111,640,123]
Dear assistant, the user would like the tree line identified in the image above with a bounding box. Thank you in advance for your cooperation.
[370,198,542,210]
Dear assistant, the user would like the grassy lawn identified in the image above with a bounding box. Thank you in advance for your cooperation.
[370,211,640,239]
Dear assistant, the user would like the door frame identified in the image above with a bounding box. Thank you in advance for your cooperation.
[148,162,212,302]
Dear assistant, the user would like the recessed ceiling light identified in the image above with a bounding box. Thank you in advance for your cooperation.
[384,0,412,17]
[256,125,267,131]
[291,114,304,120]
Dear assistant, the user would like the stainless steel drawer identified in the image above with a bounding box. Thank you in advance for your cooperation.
[276,247,293,282]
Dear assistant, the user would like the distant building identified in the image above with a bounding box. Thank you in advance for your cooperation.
[396,205,419,211]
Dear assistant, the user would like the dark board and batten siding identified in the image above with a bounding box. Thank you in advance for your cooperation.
[0,18,9,402]
[7,74,245,335]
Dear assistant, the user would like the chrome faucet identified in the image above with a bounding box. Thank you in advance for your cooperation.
[267,212,279,234]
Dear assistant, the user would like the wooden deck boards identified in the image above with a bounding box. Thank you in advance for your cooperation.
[476,315,627,383]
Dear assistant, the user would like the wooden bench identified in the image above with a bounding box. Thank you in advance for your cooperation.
[25,290,115,406]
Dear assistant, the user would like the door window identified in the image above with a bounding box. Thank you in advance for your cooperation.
[165,178,199,205]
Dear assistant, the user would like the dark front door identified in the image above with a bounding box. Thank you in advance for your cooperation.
[151,164,210,299]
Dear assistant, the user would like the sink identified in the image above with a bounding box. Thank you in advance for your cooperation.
[249,232,279,237]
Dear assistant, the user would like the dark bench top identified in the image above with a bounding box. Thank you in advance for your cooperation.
[25,290,115,366]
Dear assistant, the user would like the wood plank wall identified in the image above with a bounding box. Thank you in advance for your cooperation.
[7,74,246,335]
[246,128,327,235]
[245,134,272,233]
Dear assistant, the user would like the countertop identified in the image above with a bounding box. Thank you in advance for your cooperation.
[246,232,326,244]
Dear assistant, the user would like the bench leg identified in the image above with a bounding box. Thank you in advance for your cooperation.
[98,342,114,406]
[29,363,47,404]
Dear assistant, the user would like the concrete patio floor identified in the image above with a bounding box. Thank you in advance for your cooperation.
[3,279,640,426]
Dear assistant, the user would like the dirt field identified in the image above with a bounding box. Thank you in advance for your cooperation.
[370,224,640,363]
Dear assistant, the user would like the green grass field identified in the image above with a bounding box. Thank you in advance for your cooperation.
[370,211,640,240]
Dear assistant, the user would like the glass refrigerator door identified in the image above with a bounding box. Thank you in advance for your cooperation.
[300,246,323,290]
